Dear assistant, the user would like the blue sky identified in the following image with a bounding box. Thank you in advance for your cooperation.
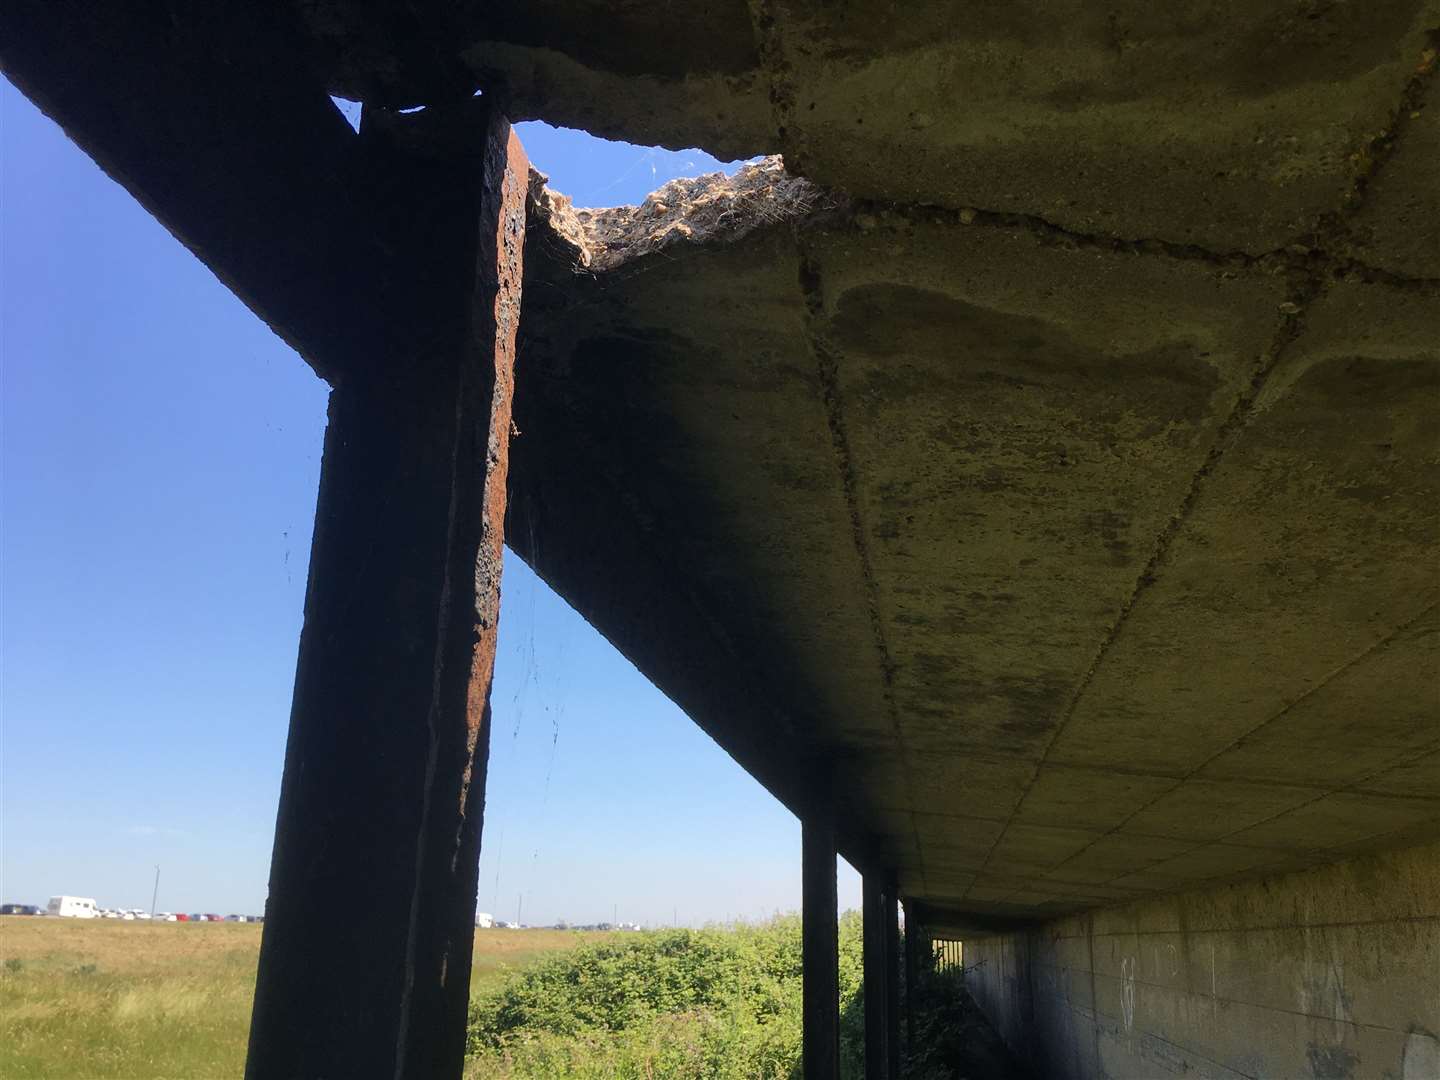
[1,82,860,924]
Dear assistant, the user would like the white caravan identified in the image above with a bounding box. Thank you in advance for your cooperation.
[47,896,98,918]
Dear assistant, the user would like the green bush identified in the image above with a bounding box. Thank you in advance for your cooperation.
[466,913,865,1079]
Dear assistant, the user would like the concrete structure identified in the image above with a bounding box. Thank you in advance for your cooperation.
[3,1,1436,1077]
[964,841,1440,1079]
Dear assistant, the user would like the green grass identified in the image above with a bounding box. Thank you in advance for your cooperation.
[0,919,258,1079]
[0,918,611,1079]
[0,916,869,1079]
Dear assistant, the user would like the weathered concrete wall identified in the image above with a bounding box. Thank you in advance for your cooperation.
[963,841,1440,1080]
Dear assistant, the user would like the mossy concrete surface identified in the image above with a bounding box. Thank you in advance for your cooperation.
[511,142,1438,930]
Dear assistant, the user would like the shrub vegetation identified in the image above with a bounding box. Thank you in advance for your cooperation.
[465,913,866,1079]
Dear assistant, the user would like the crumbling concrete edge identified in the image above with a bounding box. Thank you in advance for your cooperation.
[529,155,843,274]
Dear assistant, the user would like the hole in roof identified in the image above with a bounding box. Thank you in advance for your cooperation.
[329,96,361,133]
[516,121,764,209]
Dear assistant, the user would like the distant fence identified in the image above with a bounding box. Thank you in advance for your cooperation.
[932,937,963,972]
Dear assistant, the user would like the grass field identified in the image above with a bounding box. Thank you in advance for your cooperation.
[0,917,611,1079]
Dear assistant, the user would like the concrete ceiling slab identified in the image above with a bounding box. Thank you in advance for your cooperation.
[513,156,1439,921]
[1013,766,1180,833]
[9,0,1434,929]
[1226,792,1440,851]
[1356,752,1440,798]
[1344,53,1440,278]
[1117,781,1321,843]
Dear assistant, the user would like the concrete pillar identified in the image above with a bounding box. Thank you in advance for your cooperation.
[903,897,923,1052]
[803,806,840,1080]
[863,873,890,1079]
[245,104,528,1080]
[883,883,901,1079]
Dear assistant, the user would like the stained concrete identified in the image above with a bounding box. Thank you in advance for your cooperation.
[511,156,1440,924]
[6,0,1437,1043]
[307,1,1440,256]
[962,839,1440,1079]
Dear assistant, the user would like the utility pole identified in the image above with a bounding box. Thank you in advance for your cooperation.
[517,893,523,928]
[150,865,160,919]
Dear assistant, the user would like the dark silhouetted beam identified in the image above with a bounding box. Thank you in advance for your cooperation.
[243,101,527,1079]
[804,797,840,1080]
[0,0,386,383]
[904,897,923,1052]
[863,872,890,1079]
[884,881,901,1079]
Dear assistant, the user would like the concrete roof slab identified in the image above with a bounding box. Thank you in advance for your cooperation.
[1354,751,1440,799]
[1226,793,1440,851]
[1014,766,1181,832]
[1118,781,1319,844]
[1047,285,1439,778]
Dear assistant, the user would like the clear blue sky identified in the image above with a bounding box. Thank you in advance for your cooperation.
[1,82,860,924]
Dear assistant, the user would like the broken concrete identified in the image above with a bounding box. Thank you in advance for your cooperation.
[308,1,1440,257]
[4,2,1436,1075]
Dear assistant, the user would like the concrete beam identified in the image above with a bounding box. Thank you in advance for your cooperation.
[883,882,901,1080]
[0,0,386,383]
[804,802,841,1080]
[244,104,527,1079]
[863,873,887,1079]
[903,897,925,1052]
[864,872,899,1079]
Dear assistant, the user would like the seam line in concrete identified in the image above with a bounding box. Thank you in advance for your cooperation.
[1072,737,1440,892]
[1007,603,1440,899]
[982,38,1438,898]
[743,0,800,168]
[1063,985,1416,1048]
[967,262,1322,901]
[845,199,1440,291]
[1305,27,1439,248]
[794,229,926,893]
[1189,601,1438,774]
[1066,964,1436,1037]
[1046,914,1440,941]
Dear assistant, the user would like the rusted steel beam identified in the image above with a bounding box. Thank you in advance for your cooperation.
[244,101,527,1080]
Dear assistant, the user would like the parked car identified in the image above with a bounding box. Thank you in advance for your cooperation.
[203,913,222,922]
[174,913,190,922]
[0,903,41,916]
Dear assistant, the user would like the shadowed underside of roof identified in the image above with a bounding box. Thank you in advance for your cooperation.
[4,0,1436,934]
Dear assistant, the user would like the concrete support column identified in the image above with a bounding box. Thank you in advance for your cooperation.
[883,883,901,1079]
[903,897,923,1052]
[863,873,890,1079]
[245,104,528,1080]
[803,803,840,1080]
